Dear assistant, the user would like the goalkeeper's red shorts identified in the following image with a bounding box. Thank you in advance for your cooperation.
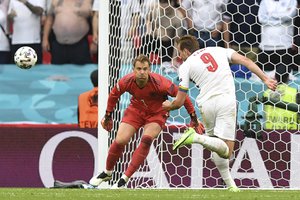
[121,106,168,131]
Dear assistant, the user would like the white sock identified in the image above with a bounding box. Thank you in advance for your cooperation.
[212,152,236,188]
[105,170,112,176]
[121,174,129,182]
[193,134,229,158]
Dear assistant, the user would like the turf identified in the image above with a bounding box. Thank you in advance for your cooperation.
[0,188,299,200]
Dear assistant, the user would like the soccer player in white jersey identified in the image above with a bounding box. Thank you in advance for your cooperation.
[162,35,277,192]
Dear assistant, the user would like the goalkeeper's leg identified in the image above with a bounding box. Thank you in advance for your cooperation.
[125,134,153,177]
[89,140,125,186]
[89,123,136,187]
[112,135,154,189]
[112,122,161,188]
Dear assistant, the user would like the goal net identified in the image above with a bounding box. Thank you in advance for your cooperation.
[98,0,300,189]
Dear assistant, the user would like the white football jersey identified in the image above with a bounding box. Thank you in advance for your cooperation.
[178,47,236,106]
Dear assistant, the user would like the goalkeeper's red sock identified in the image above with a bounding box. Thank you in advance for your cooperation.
[106,140,125,171]
[125,135,153,178]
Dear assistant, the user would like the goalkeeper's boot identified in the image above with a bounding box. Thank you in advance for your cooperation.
[228,186,241,192]
[173,127,196,150]
[89,171,112,187]
[111,178,127,189]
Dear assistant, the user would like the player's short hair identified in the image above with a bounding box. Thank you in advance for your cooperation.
[177,35,199,54]
[133,54,151,68]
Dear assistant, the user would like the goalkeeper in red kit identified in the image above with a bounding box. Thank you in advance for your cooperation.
[89,54,204,188]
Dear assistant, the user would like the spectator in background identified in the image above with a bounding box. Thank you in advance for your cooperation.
[7,0,45,64]
[42,0,93,65]
[224,0,261,63]
[139,0,156,31]
[40,0,52,65]
[135,0,155,60]
[45,0,50,13]
[90,0,99,58]
[0,0,10,64]
[257,0,298,72]
[263,64,300,130]
[78,69,98,128]
[41,0,51,25]
[179,0,229,48]
[120,0,141,62]
[141,0,185,72]
[292,0,300,71]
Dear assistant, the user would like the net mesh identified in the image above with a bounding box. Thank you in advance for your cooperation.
[104,0,300,189]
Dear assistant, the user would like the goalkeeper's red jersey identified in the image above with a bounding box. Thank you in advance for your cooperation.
[106,72,195,115]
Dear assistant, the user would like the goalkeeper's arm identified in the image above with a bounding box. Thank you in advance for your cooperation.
[101,111,113,131]
[102,81,125,131]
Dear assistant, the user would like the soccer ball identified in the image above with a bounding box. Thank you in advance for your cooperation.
[14,46,37,69]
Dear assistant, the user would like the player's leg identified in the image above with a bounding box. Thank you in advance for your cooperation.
[112,113,166,188]
[125,123,161,177]
[212,142,239,192]
[89,122,136,186]
[107,122,137,171]
[174,95,231,158]
[205,95,239,191]
[112,122,162,189]
[174,137,239,192]
[200,95,236,159]
[90,106,143,186]
[173,94,240,191]
[174,128,230,158]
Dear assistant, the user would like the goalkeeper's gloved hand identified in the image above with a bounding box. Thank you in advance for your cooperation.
[101,111,113,131]
[189,112,205,134]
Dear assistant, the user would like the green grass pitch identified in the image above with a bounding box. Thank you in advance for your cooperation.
[0,188,299,200]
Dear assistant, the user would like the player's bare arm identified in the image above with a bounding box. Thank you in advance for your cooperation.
[162,90,187,111]
[231,52,277,91]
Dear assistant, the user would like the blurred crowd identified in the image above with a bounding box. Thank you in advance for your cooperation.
[0,0,99,65]
[0,0,300,76]
[1,0,300,130]
[117,0,300,77]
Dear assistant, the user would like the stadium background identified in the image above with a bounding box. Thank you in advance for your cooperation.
[98,0,300,189]
[1,0,300,189]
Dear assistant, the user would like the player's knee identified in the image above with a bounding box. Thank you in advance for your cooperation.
[220,148,230,159]
[212,152,228,166]
[222,154,230,159]
[115,134,132,145]
[115,139,127,146]
[141,135,153,147]
[111,140,126,150]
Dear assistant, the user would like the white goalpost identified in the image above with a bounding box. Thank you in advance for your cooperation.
[97,0,109,188]
[98,0,300,189]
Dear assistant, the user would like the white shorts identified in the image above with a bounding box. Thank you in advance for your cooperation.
[198,94,237,141]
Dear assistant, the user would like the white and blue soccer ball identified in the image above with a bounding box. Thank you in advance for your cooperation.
[14,46,37,69]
